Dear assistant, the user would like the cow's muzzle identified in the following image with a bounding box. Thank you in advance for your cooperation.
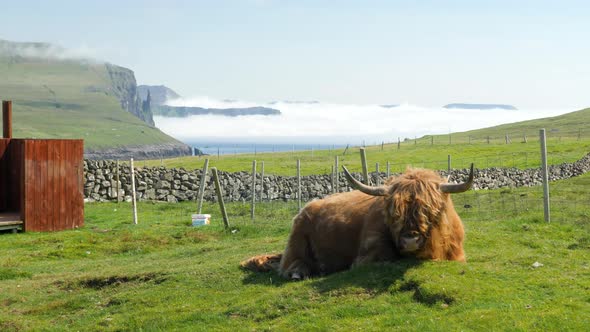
[398,231,426,253]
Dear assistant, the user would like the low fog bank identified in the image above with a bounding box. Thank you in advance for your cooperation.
[155,97,574,145]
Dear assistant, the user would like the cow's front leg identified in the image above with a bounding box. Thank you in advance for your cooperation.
[278,213,315,280]
[352,231,396,268]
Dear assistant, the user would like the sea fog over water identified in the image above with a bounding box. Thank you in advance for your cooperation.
[153,97,575,154]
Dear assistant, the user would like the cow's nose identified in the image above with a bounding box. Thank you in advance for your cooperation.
[400,235,421,252]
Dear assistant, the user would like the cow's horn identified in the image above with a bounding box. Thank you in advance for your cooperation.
[342,166,390,196]
[440,163,474,193]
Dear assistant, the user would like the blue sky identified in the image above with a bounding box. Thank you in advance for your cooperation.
[2,0,590,109]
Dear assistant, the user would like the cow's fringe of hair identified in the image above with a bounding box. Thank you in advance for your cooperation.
[240,254,283,272]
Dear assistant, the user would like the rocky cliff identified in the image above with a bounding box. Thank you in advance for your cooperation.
[105,63,155,126]
[84,142,198,160]
[138,85,181,106]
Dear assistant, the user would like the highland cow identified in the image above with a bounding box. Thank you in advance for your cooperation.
[241,164,474,280]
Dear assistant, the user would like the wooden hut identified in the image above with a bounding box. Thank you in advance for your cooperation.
[0,101,84,232]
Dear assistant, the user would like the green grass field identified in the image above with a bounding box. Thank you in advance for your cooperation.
[2,40,590,331]
[140,135,590,176]
[1,171,589,331]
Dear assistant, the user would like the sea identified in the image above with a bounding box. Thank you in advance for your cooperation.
[185,142,349,156]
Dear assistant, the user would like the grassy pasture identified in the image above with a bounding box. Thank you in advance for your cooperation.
[1,172,589,331]
[141,136,590,176]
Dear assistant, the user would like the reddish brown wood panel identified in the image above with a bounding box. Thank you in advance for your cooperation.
[21,139,84,232]
[13,140,24,216]
[2,101,12,139]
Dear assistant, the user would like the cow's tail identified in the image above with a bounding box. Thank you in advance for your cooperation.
[240,253,282,272]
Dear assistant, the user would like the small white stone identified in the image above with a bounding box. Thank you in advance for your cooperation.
[532,261,544,268]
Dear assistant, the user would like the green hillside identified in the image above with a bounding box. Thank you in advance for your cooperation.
[427,107,590,144]
[0,40,185,152]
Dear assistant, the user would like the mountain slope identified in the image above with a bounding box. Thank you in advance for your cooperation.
[0,39,189,158]
[460,108,590,137]
[424,107,590,143]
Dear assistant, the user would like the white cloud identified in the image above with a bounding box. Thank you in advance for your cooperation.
[0,41,101,62]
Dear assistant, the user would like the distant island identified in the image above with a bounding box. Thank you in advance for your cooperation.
[138,85,282,117]
[154,105,281,117]
[380,104,399,108]
[443,103,517,110]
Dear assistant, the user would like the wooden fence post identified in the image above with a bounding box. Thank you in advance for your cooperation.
[540,129,550,222]
[360,148,369,185]
[334,155,339,193]
[197,159,209,214]
[116,160,120,203]
[260,161,265,202]
[447,154,452,174]
[211,167,230,229]
[386,161,390,178]
[130,158,138,225]
[2,100,12,138]
[397,137,400,150]
[297,159,302,210]
[331,165,335,193]
[251,160,256,220]
[375,163,381,185]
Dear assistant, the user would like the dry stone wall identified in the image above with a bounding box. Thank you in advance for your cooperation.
[83,152,590,203]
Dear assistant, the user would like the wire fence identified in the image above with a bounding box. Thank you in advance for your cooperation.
[411,128,590,146]
[89,128,590,227]
[189,127,590,158]
[97,179,590,230]
[100,166,590,229]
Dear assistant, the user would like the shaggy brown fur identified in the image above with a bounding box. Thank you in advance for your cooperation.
[241,167,469,280]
